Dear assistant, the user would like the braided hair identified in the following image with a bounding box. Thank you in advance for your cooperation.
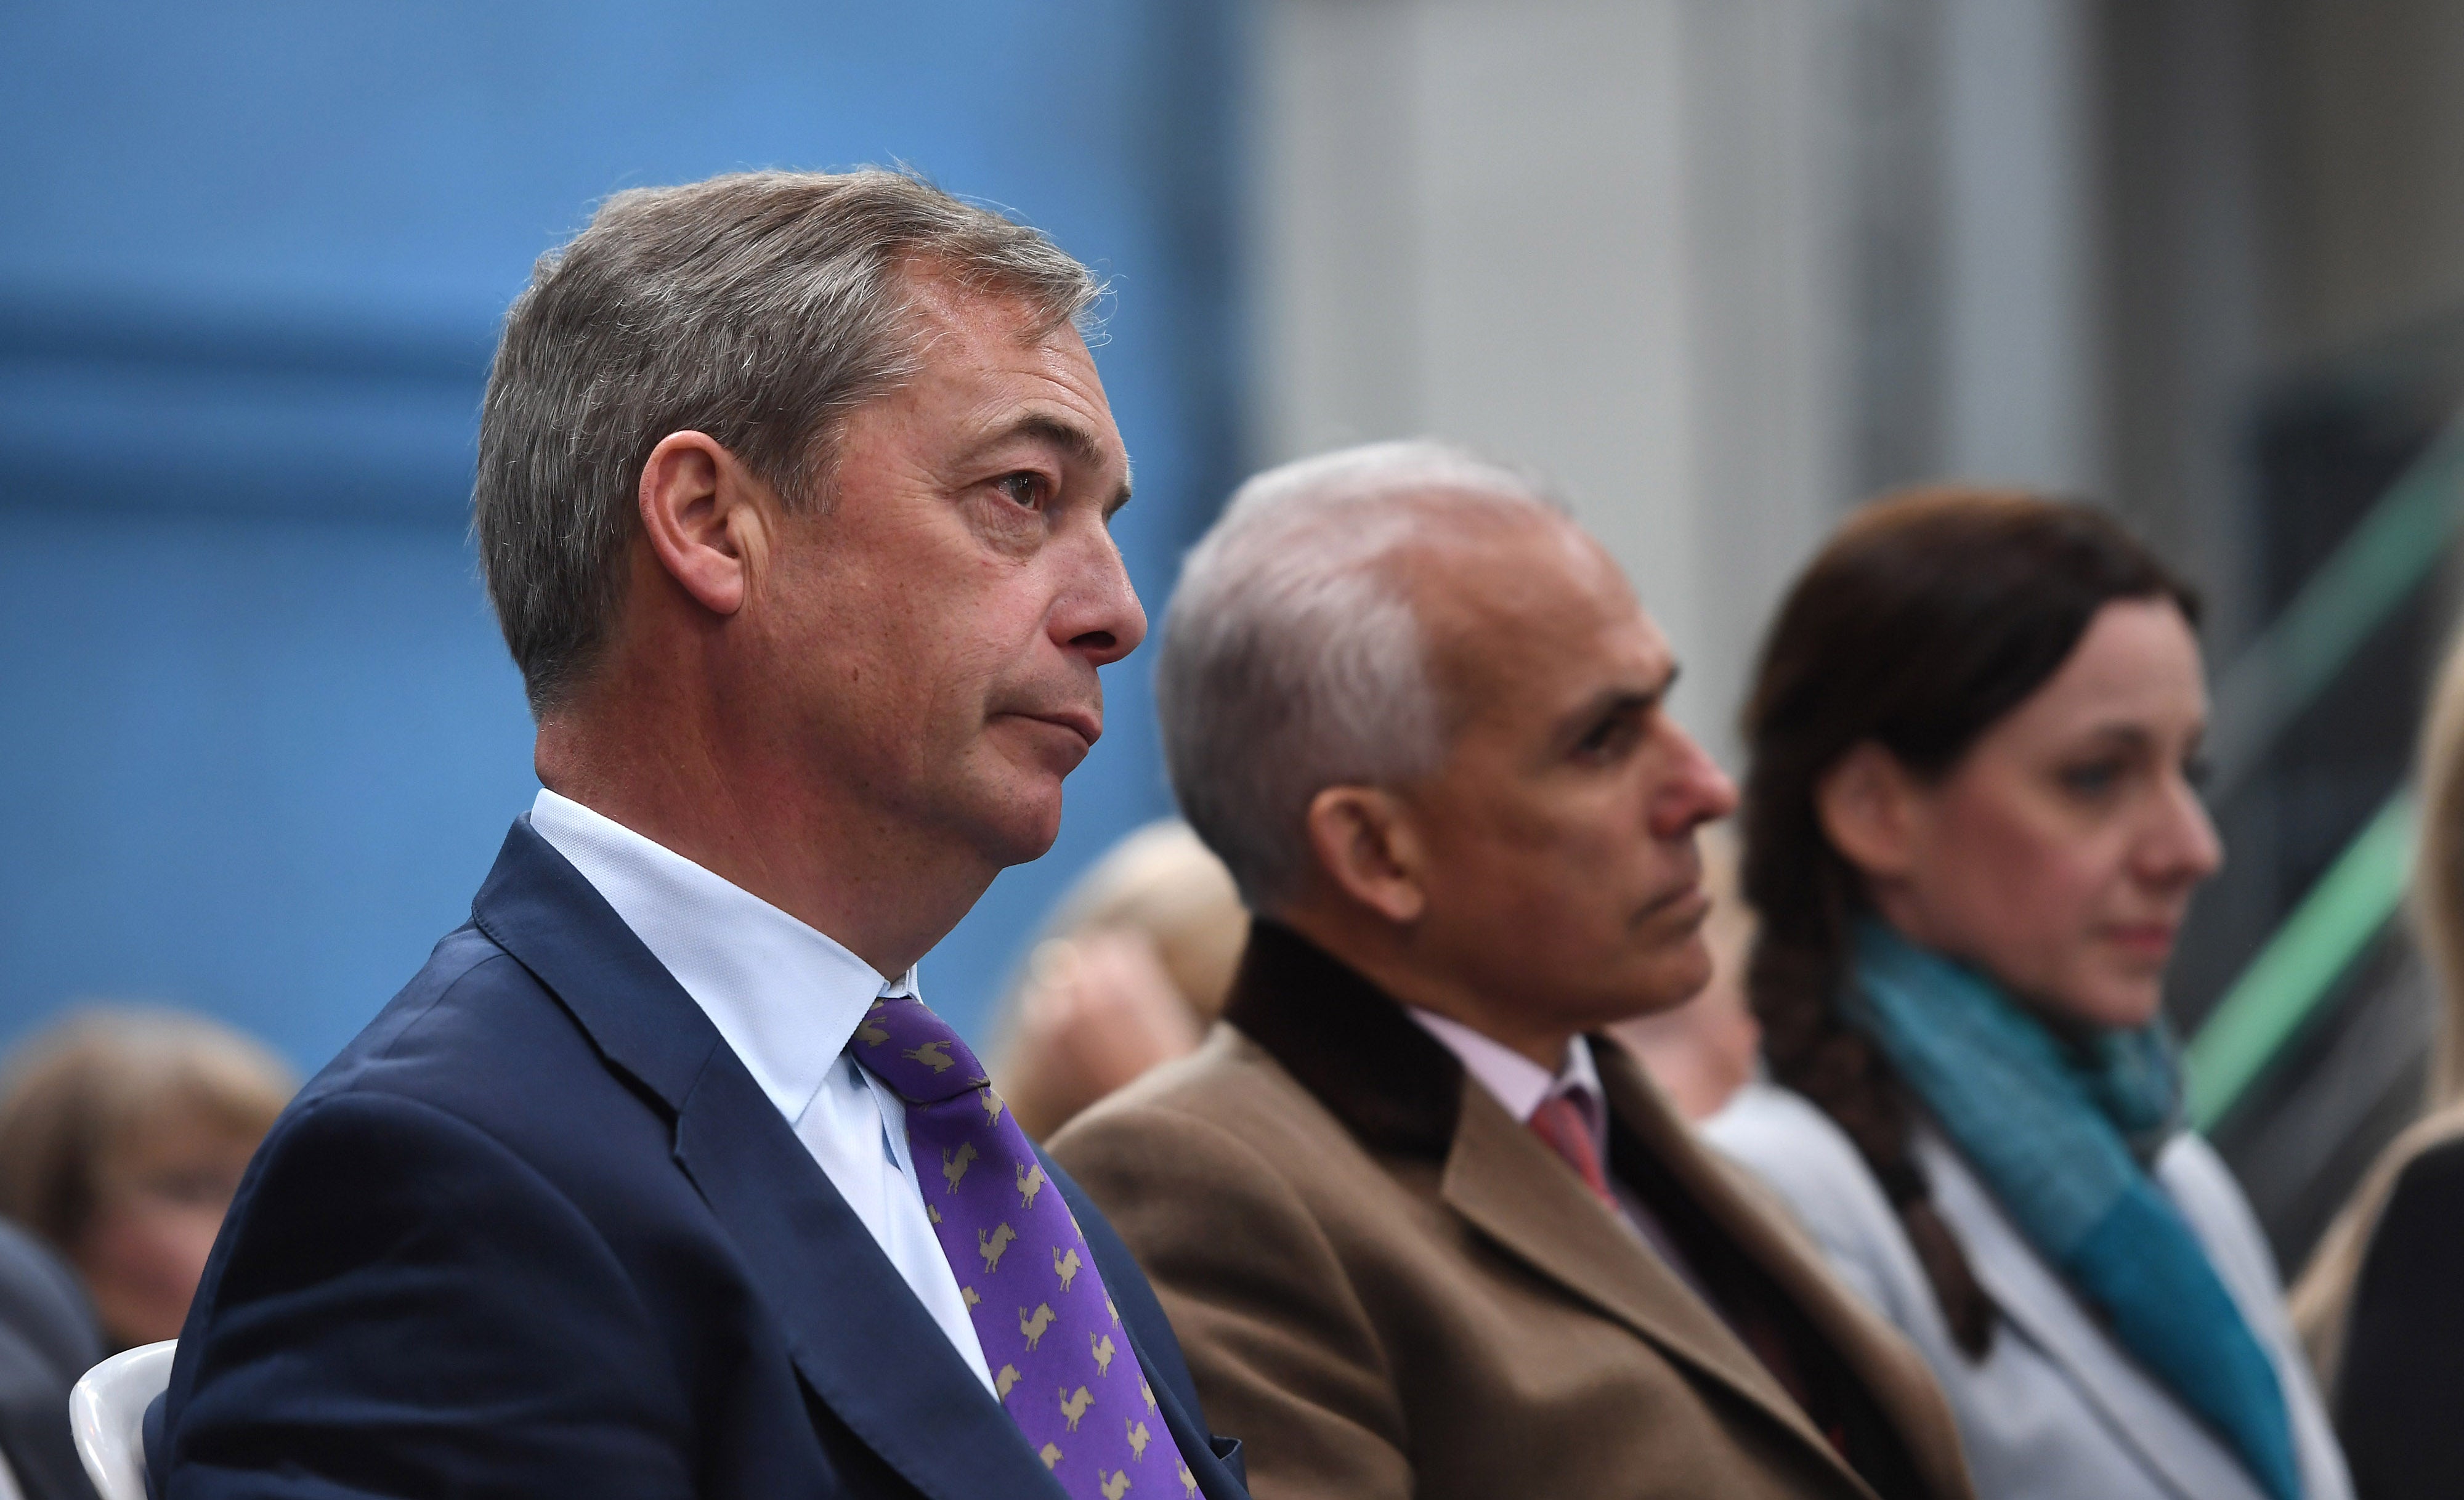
[1738,487,2199,1356]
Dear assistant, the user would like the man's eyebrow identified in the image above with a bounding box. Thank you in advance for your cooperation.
[970,413,1134,514]
[1560,663,1680,732]
[1621,662,1680,710]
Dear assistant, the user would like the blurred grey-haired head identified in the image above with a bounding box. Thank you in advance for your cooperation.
[1156,439,1566,910]
[474,168,1101,716]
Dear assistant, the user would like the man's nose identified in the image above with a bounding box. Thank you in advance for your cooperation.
[1055,529,1148,668]
[1649,721,1740,839]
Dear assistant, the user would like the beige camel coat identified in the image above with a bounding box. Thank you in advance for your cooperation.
[1050,921,1974,1500]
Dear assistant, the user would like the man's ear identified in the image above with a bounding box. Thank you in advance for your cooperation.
[638,431,776,617]
[1302,785,1427,925]
[1814,740,1922,881]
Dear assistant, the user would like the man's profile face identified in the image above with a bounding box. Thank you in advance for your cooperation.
[1394,513,1737,1035]
[750,267,1143,872]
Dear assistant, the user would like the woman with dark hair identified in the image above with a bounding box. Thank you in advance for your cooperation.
[1704,489,2349,1500]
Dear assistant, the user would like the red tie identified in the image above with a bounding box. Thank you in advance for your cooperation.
[1528,1092,1617,1207]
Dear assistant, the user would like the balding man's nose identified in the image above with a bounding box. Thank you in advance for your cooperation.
[1651,721,1738,838]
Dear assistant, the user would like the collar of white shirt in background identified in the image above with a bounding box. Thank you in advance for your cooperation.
[527,789,918,1124]
[1408,1007,1609,1157]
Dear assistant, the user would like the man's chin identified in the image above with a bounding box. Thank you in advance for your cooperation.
[962,780,1068,870]
[1613,943,1716,1020]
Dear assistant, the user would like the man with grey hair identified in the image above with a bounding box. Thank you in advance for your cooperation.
[1051,441,1975,1500]
[156,171,1249,1500]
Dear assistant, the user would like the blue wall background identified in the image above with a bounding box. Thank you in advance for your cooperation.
[0,1,1247,1070]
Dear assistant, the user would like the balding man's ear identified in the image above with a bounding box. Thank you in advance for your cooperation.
[1303,785,1426,925]
[638,430,776,617]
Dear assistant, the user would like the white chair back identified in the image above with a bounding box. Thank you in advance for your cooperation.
[69,1340,175,1500]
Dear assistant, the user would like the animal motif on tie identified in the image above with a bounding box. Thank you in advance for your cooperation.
[1125,1419,1152,1459]
[978,1222,1016,1273]
[1018,1161,1046,1209]
[979,1087,1006,1126]
[1055,1246,1084,1292]
[1021,1302,1058,1351]
[1107,1294,1120,1325]
[1060,1385,1095,1432]
[1100,1470,1133,1500]
[1040,1443,1063,1470]
[1177,1459,1198,1496]
[942,1141,978,1192]
[1140,1377,1155,1411]
[995,1363,1022,1400]
[1090,1332,1117,1377]
[856,1012,890,1047]
[962,1286,981,1307]
[927,1204,942,1225]
[905,1040,956,1073]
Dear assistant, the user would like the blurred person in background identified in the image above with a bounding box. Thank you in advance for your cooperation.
[0,1212,105,1500]
[989,819,1247,1140]
[2285,623,2464,1500]
[1610,823,1761,1120]
[1705,490,2348,1500]
[0,1008,291,1352]
[1055,442,1975,1500]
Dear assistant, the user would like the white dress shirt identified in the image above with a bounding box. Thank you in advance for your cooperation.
[1406,1009,1709,1295]
[1409,1008,1611,1146]
[529,789,995,1392]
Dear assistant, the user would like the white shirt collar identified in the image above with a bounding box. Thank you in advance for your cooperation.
[1408,1008,1605,1131]
[527,789,916,1124]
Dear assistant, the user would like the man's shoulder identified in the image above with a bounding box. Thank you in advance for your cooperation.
[1059,1024,1332,1151]
[307,922,563,1105]
[285,918,668,1194]
[1048,1023,1411,1244]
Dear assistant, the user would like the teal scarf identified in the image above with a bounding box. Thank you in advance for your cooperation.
[1846,920,2300,1500]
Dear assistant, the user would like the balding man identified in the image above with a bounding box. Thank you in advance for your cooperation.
[158,172,1247,1500]
[1049,443,1974,1500]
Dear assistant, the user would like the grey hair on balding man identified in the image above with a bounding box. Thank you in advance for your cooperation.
[475,169,1101,716]
[1157,440,1565,909]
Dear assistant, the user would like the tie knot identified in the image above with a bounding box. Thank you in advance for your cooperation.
[1528,1090,1615,1206]
[851,995,989,1104]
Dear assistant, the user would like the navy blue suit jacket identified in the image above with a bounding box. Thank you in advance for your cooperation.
[156,819,1247,1499]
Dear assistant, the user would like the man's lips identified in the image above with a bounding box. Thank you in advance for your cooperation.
[1637,879,1709,926]
[1007,708,1101,748]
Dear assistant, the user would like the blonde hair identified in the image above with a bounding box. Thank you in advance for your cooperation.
[987,821,1249,1138]
[0,1007,295,1255]
[2291,625,2464,1388]
[1023,821,1249,1023]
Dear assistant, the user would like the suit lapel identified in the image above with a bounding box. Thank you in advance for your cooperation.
[1225,922,1874,1496]
[1440,1079,1862,1486]
[1048,1149,1249,1500]
[1597,1044,1979,1500]
[470,819,1068,1500]
[671,1060,1070,1500]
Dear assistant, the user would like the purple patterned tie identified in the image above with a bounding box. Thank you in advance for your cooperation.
[856,996,1198,1500]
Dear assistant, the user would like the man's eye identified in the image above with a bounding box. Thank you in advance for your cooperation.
[1575,716,1639,761]
[996,472,1048,510]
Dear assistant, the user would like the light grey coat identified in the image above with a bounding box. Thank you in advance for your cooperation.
[1706,1083,2351,1500]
